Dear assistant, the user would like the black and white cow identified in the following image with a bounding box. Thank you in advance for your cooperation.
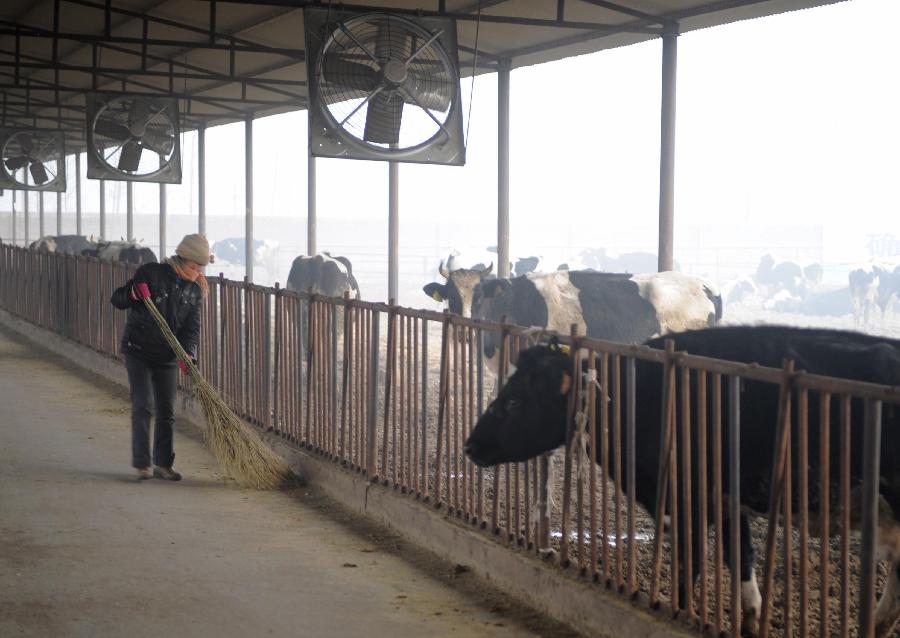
[286,253,360,299]
[465,326,900,636]
[422,258,493,316]
[211,237,278,274]
[82,240,157,265]
[471,270,722,358]
[29,234,96,255]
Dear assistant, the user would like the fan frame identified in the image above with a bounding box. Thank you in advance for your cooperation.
[85,93,182,184]
[0,127,67,192]
[304,7,466,166]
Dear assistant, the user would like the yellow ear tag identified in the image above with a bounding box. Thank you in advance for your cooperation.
[558,344,571,355]
[431,291,443,302]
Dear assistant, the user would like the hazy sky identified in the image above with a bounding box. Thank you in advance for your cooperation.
[2,0,898,282]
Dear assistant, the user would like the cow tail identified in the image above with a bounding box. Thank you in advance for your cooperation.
[704,285,723,324]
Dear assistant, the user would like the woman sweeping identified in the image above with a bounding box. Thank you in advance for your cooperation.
[111,234,211,481]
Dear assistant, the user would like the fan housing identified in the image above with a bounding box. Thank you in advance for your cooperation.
[304,7,465,165]
[85,93,182,183]
[0,128,67,192]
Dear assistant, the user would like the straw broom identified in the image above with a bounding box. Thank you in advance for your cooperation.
[141,296,292,489]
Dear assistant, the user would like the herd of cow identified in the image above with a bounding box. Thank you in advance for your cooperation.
[18,234,900,635]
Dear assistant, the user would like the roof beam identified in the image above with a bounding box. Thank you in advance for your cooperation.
[193,0,662,34]
[0,23,306,60]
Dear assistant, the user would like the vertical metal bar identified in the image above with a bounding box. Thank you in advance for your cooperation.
[159,182,166,259]
[421,317,429,497]
[11,191,17,246]
[245,115,253,283]
[307,153,316,255]
[388,159,399,302]
[697,371,709,628]
[657,22,678,272]
[840,395,851,638]
[680,366,693,617]
[99,180,106,240]
[75,152,81,236]
[126,181,133,241]
[366,310,380,477]
[56,191,61,235]
[198,123,206,235]
[799,389,810,638]
[600,351,609,581]
[496,60,510,279]
[818,392,831,638]
[39,192,44,238]
[627,355,636,594]
[859,400,882,638]
[209,0,217,44]
[728,375,741,638]
[23,187,29,245]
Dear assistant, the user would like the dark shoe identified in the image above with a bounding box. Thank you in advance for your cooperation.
[153,466,182,481]
[135,467,152,480]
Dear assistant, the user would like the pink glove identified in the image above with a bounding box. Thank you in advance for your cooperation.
[130,282,151,300]
[177,360,188,374]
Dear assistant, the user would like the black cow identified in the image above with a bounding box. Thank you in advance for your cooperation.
[286,253,360,299]
[29,234,96,255]
[465,326,900,636]
[82,240,157,265]
[472,270,722,359]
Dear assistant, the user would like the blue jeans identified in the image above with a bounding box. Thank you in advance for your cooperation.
[124,353,178,468]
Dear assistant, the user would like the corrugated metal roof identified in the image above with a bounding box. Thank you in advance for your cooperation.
[0,0,845,150]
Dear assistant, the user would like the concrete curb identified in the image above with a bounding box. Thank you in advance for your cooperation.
[0,309,693,638]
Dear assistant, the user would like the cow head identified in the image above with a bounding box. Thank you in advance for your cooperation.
[465,344,570,467]
[470,278,513,358]
[423,260,493,316]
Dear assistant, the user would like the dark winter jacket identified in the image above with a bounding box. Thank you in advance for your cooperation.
[110,262,203,364]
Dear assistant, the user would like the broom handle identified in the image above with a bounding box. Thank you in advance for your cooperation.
[141,297,204,382]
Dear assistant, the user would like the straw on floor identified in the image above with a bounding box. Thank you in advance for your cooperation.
[142,296,292,489]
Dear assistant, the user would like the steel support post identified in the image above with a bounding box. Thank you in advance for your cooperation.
[388,158,399,303]
[39,192,44,238]
[859,400,883,637]
[11,191,16,245]
[497,61,511,279]
[99,179,106,240]
[244,115,253,283]
[23,186,29,245]
[657,23,678,273]
[56,191,61,235]
[159,183,166,259]
[126,181,134,241]
[75,152,82,235]
[307,152,316,256]
[198,123,206,235]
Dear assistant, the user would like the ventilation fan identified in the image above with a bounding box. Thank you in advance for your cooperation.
[304,7,465,165]
[0,128,66,192]
[85,93,181,183]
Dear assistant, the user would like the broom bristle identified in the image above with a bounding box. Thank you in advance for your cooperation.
[143,297,292,489]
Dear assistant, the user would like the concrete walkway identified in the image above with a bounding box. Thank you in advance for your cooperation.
[0,328,576,638]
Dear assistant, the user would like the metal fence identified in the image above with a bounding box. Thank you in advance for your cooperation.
[1,242,895,638]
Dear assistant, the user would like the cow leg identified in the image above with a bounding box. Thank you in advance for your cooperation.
[875,560,900,637]
[724,512,761,636]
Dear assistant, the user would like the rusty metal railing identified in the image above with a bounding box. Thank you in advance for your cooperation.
[1,241,897,637]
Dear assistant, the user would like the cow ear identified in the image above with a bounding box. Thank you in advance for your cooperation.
[559,372,572,395]
[481,279,510,299]
[423,282,446,302]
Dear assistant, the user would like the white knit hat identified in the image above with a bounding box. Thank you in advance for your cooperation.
[175,234,212,266]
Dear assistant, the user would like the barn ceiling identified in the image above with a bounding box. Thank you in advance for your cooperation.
[0,0,844,153]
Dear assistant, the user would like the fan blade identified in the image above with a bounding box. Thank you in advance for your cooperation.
[321,56,379,95]
[140,128,175,156]
[5,155,29,171]
[374,20,392,62]
[403,71,452,112]
[130,99,151,127]
[18,134,33,155]
[118,141,143,172]
[363,91,403,144]
[94,118,131,141]
[30,161,49,185]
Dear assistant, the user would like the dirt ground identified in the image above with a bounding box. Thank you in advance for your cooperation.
[0,326,582,638]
